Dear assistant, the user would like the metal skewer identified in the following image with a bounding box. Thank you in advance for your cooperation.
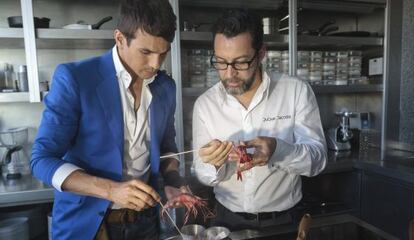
[159,202,184,238]
[160,143,214,159]
[160,149,199,159]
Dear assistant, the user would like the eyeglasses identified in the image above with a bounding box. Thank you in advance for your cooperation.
[210,52,258,70]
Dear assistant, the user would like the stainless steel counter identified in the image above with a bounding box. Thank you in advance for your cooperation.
[0,174,53,207]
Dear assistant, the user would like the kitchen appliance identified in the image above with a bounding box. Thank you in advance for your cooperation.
[0,127,29,179]
[62,16,112,30]
[326,111,357,151]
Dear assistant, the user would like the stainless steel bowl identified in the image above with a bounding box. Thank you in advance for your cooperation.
[180,224,205,240]
[200,226,230,240]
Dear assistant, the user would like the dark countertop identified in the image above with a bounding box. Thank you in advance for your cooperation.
[229,213,399,240]
[324,148,414,184]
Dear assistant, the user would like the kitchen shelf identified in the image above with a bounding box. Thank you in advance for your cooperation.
[0,28,25,48]
[297,35,383,48]
[182,84,383,97]
[181,31,289,47]
[312,84,383,94]
[180,0,284,9]
[35,29,115,49]
[180,31,383,48]
[0,92,30,103]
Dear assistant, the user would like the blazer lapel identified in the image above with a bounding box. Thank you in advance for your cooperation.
[96,51,124,156]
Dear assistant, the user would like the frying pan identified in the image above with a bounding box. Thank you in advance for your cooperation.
[62,16,112,30]
[8,16,50,28]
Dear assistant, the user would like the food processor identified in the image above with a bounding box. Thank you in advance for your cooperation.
[0,127,29,179]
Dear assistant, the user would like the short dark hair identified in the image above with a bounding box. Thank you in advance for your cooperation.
[117,0,177,44]
[212,9,263,51]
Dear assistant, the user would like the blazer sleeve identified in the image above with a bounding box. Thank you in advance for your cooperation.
[31,64,81,186]
[160,80,178,155]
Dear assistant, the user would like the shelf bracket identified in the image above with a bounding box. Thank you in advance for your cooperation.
[289,0,297,76]
[21,0,40,102]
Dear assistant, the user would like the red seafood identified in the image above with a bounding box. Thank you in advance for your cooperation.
[233,145,254,181]
[161,192,215,225]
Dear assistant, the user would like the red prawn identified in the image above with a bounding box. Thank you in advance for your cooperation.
[233,145,254,181]
[161,192,215,225]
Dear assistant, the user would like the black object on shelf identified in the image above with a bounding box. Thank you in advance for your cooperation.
[8,16,50,28]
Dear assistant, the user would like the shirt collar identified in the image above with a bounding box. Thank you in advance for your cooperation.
[112,45,156,89]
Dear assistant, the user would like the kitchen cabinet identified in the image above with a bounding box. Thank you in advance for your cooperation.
[361,170,414,240]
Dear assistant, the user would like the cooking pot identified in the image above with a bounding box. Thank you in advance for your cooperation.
[7,16,50,28]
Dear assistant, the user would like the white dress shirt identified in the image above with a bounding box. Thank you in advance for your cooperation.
[52,46,155,191]
[192,71,327,213]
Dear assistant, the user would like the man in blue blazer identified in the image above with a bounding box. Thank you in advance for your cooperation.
[31,0,185,239]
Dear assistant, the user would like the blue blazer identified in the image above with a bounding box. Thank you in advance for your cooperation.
[31,50,178,240]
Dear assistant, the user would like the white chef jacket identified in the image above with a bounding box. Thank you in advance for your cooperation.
[192,71,327,213]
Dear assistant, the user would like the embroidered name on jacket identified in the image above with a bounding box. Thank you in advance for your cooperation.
[263,115,292,122]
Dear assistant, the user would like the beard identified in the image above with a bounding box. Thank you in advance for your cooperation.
[221,73,256,96]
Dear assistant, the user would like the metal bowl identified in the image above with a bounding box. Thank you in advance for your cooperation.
[163,236,182,240]
[200,226,230,240]
[180,224,205,240]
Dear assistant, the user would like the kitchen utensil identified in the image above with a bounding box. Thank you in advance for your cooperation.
[180,224,205,240]
[299,21,338,36]
[8,16,50,28]
[159,202,185,239]
[296,213,312,240]
[201,226,230,240]
[62,16,112,30]
[2,63,15,92]
[327,31,371,37]
[163,236,183,240]
[17,65,28,92]
[160,149,199,159]
[160,143,212,159]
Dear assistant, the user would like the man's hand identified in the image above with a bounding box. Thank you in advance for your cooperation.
[229,137,277,172]
[198,139,233,168]
[107,179,160,211]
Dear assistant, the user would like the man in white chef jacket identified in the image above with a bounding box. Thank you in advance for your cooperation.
[192,9,327,230]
